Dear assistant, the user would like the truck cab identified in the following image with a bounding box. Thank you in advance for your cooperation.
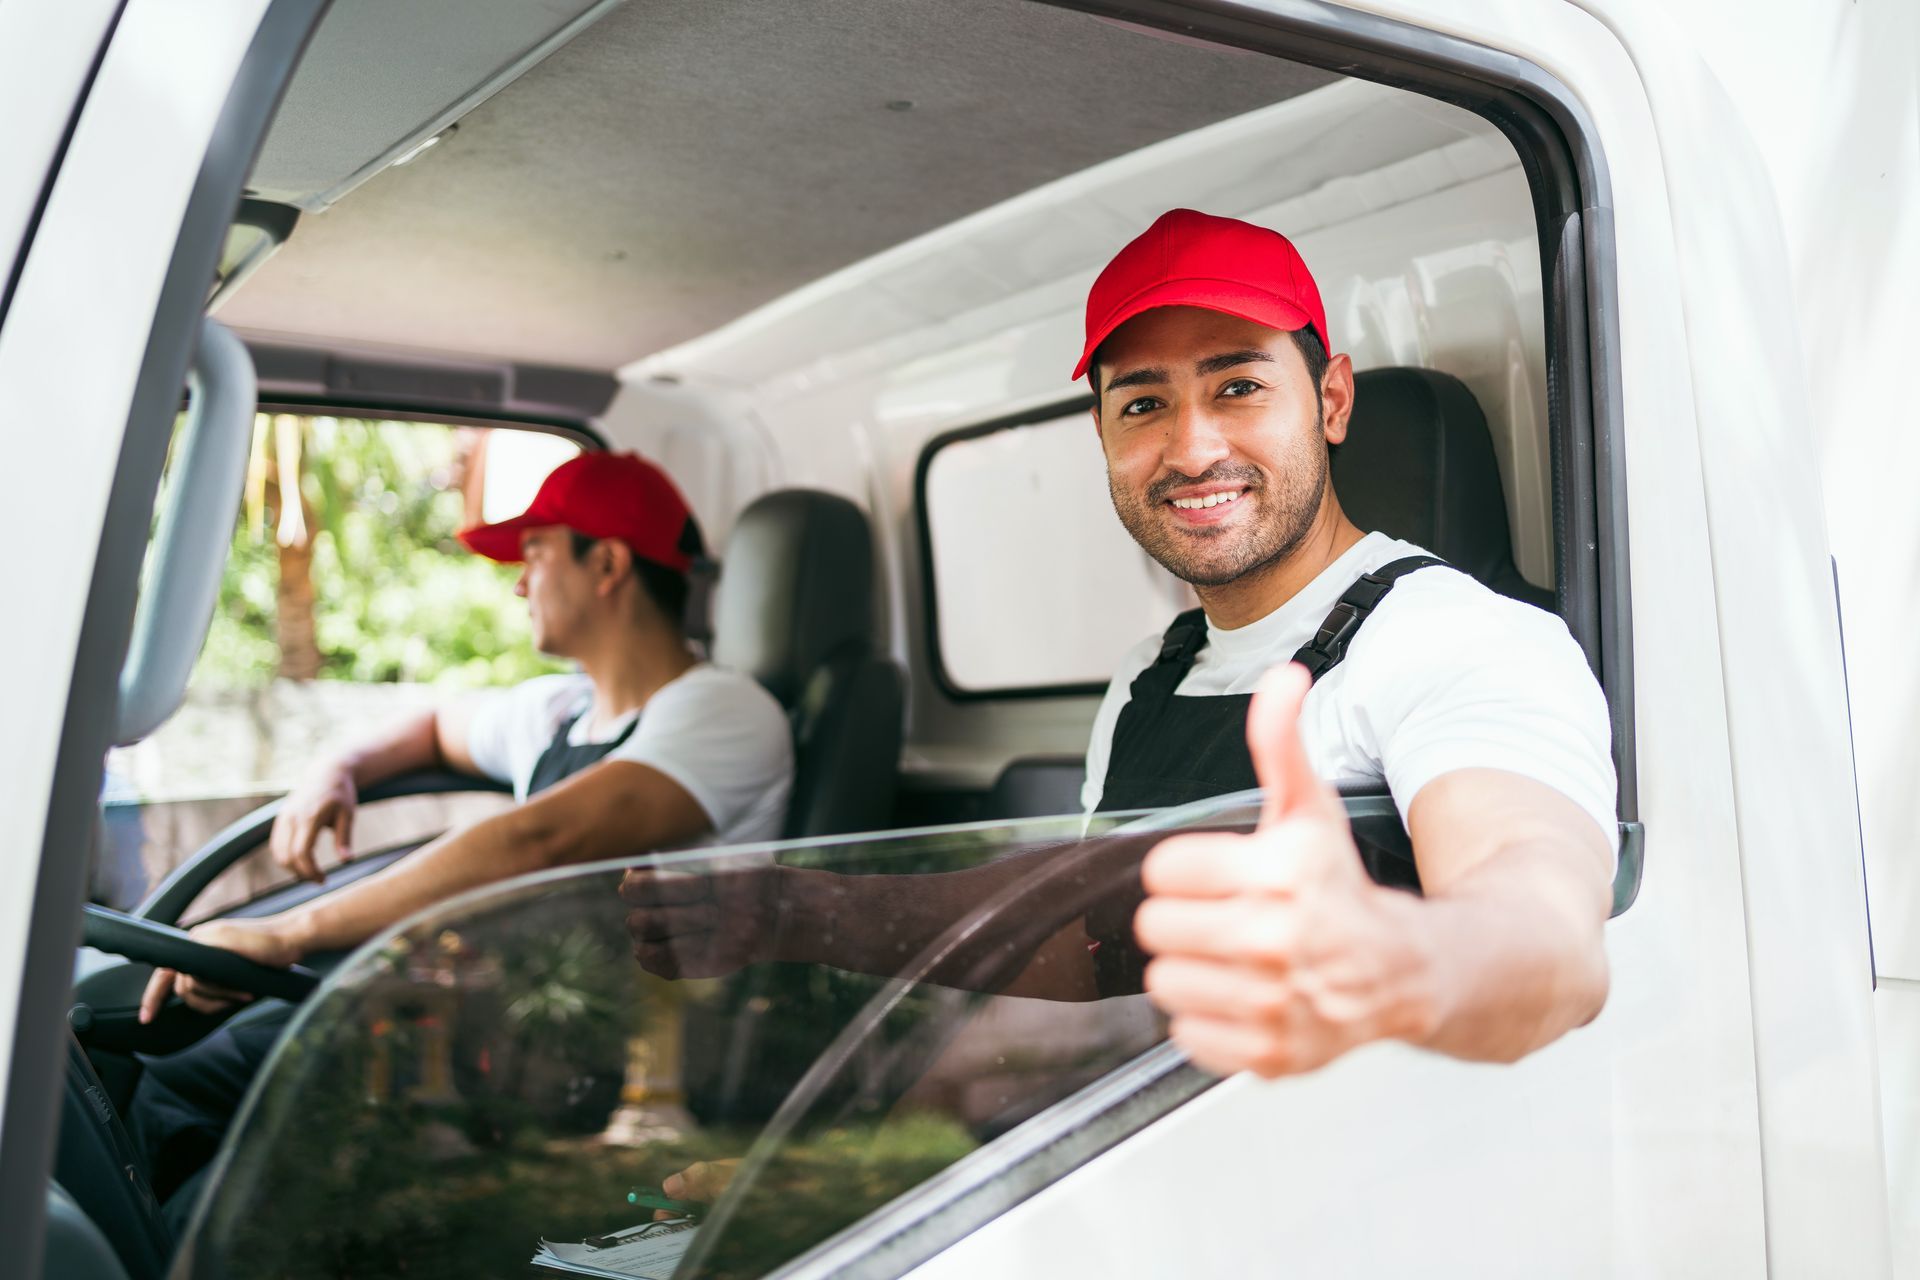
[2,1,1914,1276]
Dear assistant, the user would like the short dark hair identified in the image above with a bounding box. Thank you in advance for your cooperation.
[570,516,707,629]
[1089,325,1328,413]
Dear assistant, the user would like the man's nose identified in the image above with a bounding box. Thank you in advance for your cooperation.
[1160,400,1232,477]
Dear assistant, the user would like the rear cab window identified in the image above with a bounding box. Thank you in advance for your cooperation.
[920,405,1194,697]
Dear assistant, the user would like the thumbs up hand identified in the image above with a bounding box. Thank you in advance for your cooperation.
[1134,664,1435,1077]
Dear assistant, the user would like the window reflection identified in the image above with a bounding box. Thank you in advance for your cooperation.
[180,807,1259,1278]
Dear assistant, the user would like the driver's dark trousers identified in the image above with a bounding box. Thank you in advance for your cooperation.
[127,997,295,1235]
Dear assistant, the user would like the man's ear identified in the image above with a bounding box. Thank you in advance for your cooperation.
[1089,401,1105,443]
[1319,353,1356,446]
[597,539,634,597]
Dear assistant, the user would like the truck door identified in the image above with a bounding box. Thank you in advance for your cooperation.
[0,1,320,1273]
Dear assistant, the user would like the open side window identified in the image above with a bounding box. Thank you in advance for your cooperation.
[911,3,1638,917]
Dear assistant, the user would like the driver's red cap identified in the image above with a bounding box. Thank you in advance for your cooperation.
[458,451,695,572]
[1073,209,1330,381]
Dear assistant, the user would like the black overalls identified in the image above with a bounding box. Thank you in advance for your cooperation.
[1086,556,1442,993]
[132,701,637,1232]
[525,707,639,796]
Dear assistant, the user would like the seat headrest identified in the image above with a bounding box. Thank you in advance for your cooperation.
[1334,368,1551,609]
[711,489,876,705]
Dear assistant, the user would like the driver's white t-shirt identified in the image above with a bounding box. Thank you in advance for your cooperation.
[464,664,792,847]
[1081,532,1618,854]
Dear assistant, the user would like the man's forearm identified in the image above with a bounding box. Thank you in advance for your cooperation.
[1399,840,1610,1062]
[281,803,546,954]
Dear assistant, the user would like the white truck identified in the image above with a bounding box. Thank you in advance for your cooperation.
[1,0,1915,1276]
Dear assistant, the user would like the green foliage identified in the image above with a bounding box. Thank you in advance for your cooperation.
[193,417,569,690]
[500,923,627,1048]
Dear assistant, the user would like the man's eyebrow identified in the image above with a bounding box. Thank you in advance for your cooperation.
[1194,349,1275,376]
[1102,365,1169,394]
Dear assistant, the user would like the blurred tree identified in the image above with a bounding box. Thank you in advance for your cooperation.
[271,413,322,680]
[195,415,572,691]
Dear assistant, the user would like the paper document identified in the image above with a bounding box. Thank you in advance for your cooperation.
[530,1217,700,1278]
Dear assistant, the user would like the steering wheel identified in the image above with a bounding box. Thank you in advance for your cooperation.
[82,905,320,1003]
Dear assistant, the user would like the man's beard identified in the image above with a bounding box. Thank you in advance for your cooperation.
[1108,444,1329,588]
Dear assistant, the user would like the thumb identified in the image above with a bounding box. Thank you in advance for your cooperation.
[1248,662,1337,828]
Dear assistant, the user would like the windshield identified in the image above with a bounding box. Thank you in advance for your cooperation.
[175,799,1260,1279]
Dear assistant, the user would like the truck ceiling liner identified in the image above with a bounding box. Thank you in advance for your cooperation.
[220,0,1332,370]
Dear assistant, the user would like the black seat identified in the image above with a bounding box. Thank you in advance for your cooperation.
[986,755,1087,821]
[1336,368,1553,611]
[711,489,904,838]
[54,1032,171,1280]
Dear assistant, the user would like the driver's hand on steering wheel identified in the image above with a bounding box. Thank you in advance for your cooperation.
[270,764,359,884]
[139,917,303,1022]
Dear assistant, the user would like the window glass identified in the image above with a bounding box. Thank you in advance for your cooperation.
[923,413,1191,694]
[100,418,581,911]
[177,803,1258,1278]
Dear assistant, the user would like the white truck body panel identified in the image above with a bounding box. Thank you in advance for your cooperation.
[0,0,272,1214]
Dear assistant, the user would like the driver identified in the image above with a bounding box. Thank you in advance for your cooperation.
[128,449,792,1221]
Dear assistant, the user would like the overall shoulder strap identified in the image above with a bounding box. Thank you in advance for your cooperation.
[1119,607,1211,706]
[1290,555,1447,683]
[1153,607,1211,668]
[548,708,586,748]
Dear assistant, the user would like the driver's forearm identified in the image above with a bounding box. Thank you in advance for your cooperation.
[1401,841,1610,1062]
[333,710,445,788]
[279,804,543,954]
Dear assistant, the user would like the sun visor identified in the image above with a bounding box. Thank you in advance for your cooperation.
[244,0,622,212]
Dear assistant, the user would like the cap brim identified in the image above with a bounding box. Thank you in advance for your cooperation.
[457,512,548,562]
[1073,279,1317,380]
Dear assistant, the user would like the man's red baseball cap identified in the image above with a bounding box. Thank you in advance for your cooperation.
[1073,208,1330,381]
[458,451,696,572]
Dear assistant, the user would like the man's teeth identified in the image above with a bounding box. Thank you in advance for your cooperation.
[1171,490,1243,510]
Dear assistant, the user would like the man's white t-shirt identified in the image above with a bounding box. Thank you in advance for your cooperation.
[1081,532,1618,852]
[464,664,793,848]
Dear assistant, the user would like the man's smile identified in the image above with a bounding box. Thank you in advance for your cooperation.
[1163,483,1250,526]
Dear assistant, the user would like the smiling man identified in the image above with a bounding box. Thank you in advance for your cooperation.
[1078,209,1618,1074]
[618,212,1618,1087]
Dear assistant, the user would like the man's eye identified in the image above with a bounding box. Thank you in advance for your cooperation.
[1220,378,1262,397]
[1121,397,1162,417]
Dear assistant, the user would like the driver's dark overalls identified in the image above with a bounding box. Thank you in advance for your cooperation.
[128,706,633,1233]
[1086,556,1441,995]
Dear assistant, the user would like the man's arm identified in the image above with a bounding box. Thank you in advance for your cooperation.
[1134,666,1611,1077]
[269,700,485,883]
[1395,767,1610,1060]
[142,758,710,1020]
[282,757,709,953]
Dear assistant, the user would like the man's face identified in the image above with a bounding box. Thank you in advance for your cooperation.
[515,526,596,655]
[1092,307,1343,588]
